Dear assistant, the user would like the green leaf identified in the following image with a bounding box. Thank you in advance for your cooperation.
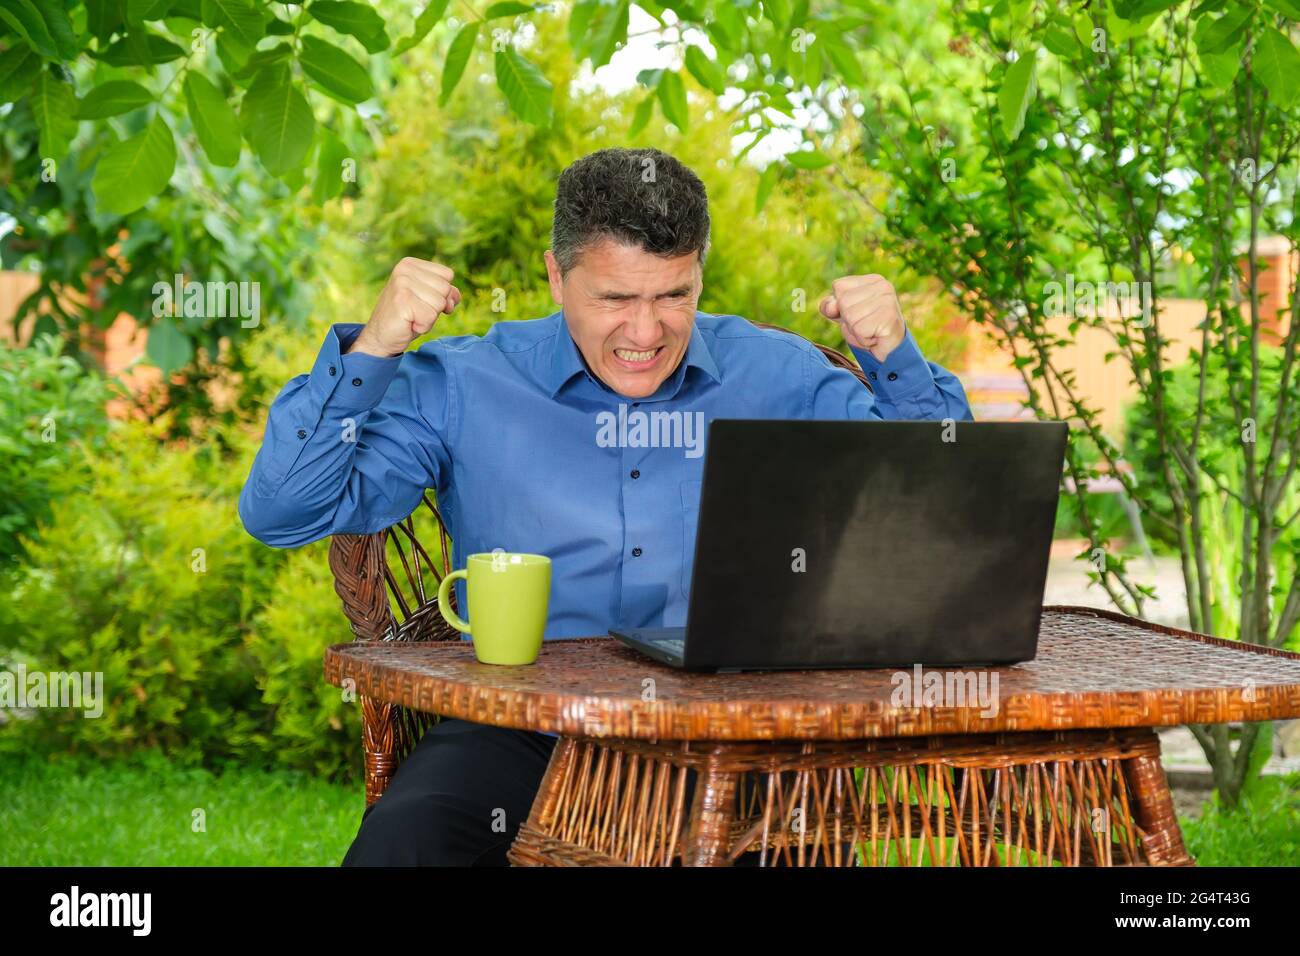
[494,46,552,126]
[764,0,790,29]
[29,0,80,58]
[201,0,264,51]
[1195,4,1253,55]
[822,35,864,86]
[656,69,688,130]
[588,0,630,68]
[309,0,391,54]
[439,22,479,105]
[683,45,726,94]
[1043,23,1080,58]
[77,80,154,118]
[232,41,293,80]
[91,116,177,216]
[184,72,241,166]
[785,148,832,169]
[0,45,39,102]
[94,33,185,66]
[299,35,374,104]
[1254,27,1300,108]
[1264,0,1300,18]
[998,50,1037,141]
[485,1,535,17]
[1111,0,1178,18]
[127,0,174,25]
[85,0,125,40]
[312,127,352,204]
[30,69,78,161]
[1199,41,1243,87]
[628,94,654,136]
[708,3,744,52]
[1072,12,1095,48]
[240,65,316,175]
[755,160,779,213]
[0,0,61,59]
[568,0,598,52]
[146,319,194,375]
[396,0,451,54]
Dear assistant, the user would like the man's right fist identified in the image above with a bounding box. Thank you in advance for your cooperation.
[348,258,461,357]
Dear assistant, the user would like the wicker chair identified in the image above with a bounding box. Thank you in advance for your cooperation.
[326,322,871,805]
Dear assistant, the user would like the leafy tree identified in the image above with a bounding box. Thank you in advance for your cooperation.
[837,0,1299,806]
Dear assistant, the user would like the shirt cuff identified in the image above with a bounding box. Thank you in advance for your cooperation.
[850,325,935,402]
[309,323,404,410]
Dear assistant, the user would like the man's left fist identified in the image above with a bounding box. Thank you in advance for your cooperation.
[819,274,907,363]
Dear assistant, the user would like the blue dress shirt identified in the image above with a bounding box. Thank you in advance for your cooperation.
[239,311,972,639]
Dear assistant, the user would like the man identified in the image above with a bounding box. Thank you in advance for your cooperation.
[239,147,972,866]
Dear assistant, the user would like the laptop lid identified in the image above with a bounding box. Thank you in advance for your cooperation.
[681,420,1068,669]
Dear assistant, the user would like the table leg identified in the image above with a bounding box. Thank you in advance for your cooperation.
[1121,738,1194,866]
[682,757,739,867]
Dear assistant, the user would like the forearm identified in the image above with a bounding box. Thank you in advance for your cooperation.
[238,324,436,548]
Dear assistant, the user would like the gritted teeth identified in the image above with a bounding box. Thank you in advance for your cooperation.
[615,347,660,362]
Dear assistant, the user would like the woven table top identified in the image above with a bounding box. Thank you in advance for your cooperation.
[323,606,1300,740]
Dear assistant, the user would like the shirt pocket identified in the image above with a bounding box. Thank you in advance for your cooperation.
[680,479,703,598]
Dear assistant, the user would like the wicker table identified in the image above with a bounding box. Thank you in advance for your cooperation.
[323,606,1300,867]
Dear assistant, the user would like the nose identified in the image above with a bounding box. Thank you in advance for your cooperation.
[621,305,662,349]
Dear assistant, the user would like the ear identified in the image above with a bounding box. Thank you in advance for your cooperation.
[543,250,564,307]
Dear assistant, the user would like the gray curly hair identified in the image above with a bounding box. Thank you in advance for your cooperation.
[550,147,711,277]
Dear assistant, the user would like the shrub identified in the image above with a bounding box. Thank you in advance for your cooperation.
[0,333,112,561]
[1,417,276,762]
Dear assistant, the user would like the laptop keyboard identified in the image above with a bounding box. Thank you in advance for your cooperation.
[652,638,686,655]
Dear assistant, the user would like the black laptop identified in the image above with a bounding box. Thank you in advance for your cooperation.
[611,420,1068,670]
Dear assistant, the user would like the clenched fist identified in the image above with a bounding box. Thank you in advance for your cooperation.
[819,274,906,363]
[348,258,461,357]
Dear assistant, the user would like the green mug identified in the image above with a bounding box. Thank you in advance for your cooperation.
[437,552,552,665]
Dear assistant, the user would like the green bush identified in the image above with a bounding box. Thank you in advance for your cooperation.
[2,417,274,762]
[0,413,361,781]
[0,333,112,561]
[247,545,362,779]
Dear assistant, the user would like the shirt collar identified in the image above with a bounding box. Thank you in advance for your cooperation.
[545,310,721,399]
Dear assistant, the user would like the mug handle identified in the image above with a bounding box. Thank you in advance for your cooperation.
[437,568,471,634]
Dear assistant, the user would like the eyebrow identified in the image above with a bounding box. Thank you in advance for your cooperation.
[595,284,695,300]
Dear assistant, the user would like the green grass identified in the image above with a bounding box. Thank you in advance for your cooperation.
[0,751,362,866]
[1181,774,1300,867]
[2,752,1296,866]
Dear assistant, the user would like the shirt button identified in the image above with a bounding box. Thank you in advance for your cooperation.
[630,469,640,479]
[887,371,898,382]
[632,547,643,557]
[328,365,336,376]
[352,377,363,386]
[869,371,878,380]
[296,428,307,439]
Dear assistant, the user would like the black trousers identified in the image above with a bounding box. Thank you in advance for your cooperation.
[341,717,844,866]
[342,717,557,866]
